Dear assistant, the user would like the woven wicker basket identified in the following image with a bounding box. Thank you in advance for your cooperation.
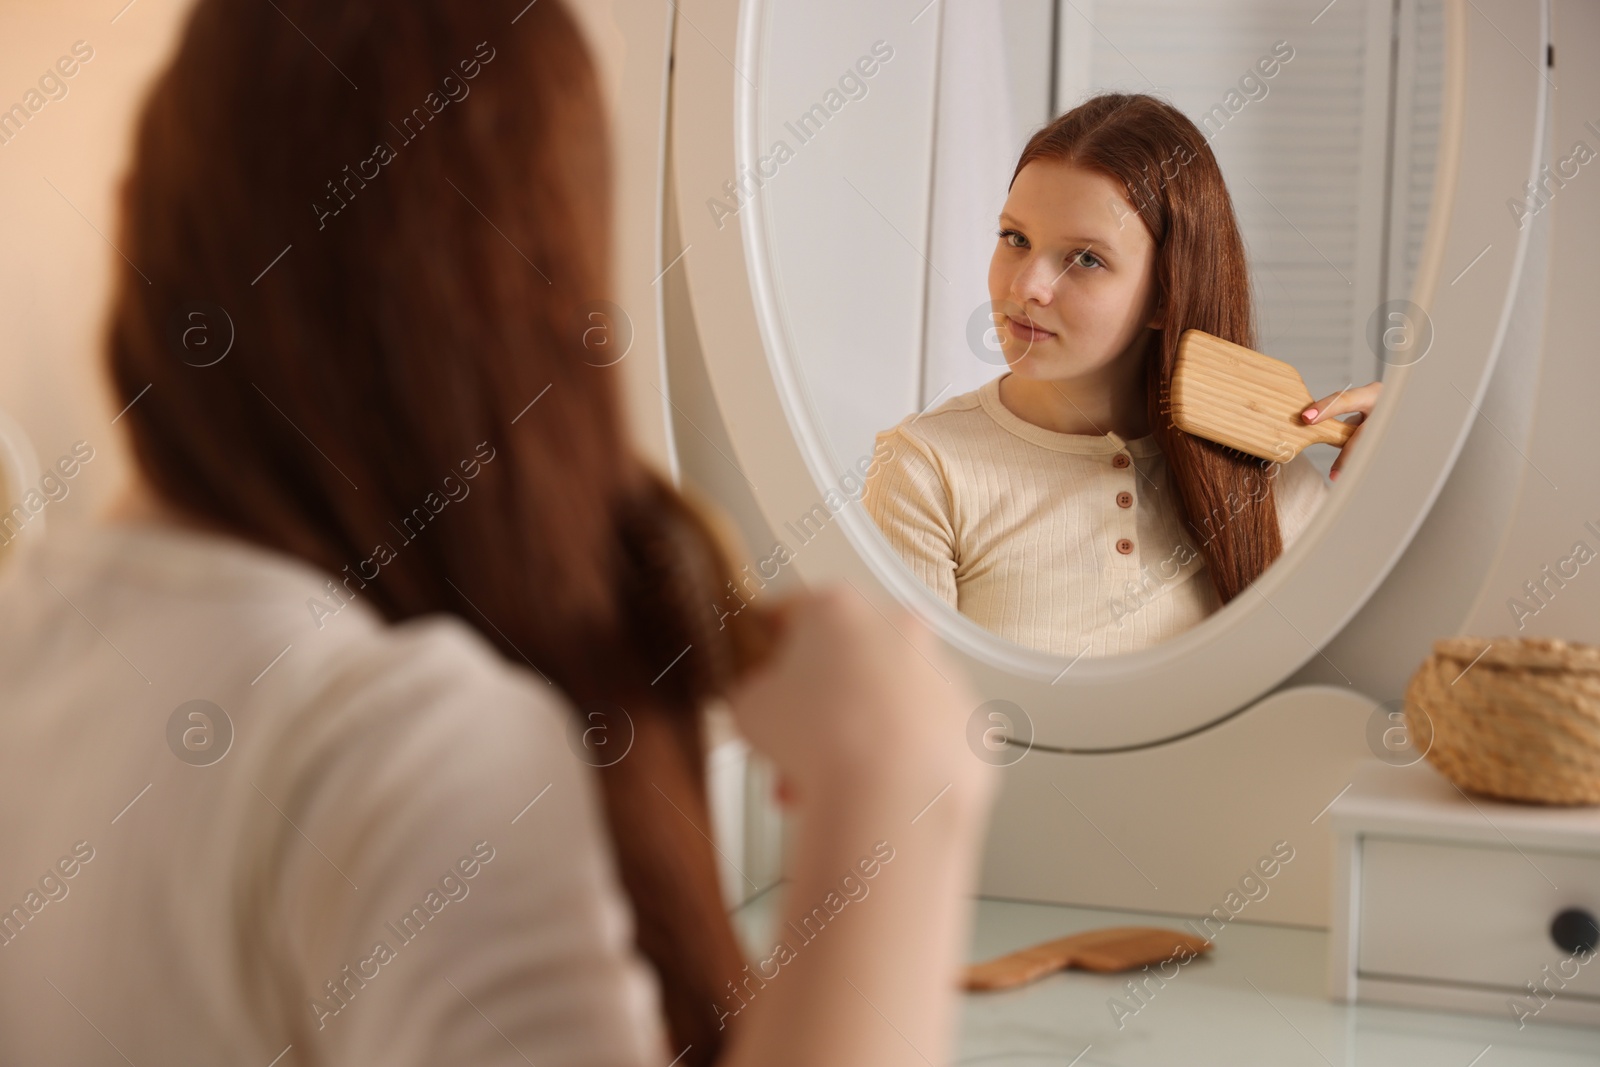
[1403,636,1600,805]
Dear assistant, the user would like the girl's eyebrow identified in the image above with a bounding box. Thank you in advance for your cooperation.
[997,213,1117,252]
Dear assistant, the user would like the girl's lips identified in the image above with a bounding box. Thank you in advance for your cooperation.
[1006,315,1056,342]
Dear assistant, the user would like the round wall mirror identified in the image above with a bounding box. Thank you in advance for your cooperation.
[673,0,1546,749]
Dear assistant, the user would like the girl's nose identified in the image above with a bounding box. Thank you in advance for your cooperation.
[1010,258,1056,307]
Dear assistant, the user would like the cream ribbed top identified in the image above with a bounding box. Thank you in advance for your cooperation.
[862,374,1329,659]
[0,520,667,1066]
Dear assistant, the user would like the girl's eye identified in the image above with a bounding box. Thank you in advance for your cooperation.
[1072,250,1103,269]
[997,228,1028,249]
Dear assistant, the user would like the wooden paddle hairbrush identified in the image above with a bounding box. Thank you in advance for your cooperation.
[1162,329,1355,463]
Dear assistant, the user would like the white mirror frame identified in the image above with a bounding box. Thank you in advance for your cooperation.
[670,0,1547,749]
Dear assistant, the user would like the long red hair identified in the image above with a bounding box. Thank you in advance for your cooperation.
[1012,93,1284,603]
[106,1,765,1061]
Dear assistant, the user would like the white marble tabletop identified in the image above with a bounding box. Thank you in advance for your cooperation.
[732,889,1600,1066]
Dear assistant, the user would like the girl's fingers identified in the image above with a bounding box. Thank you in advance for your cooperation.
[1303,381,1383,423]
[1329,421,1368,480]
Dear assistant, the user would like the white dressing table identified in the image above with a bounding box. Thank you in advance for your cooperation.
[684,0,1578,1059]
[734,890,1600,1065]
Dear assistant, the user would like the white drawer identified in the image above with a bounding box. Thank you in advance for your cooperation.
[1357,836,1600,998]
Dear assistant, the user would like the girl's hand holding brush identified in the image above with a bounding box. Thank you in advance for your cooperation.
[1302,382,1383,481]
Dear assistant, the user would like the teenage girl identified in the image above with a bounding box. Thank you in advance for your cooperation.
[0,3,994,1065]
[865,93,1380,659]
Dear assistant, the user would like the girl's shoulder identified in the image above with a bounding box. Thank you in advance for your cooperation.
[1274,452,1332,550]
[874,380,996,458]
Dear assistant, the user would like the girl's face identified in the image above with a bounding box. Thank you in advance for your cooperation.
[987,159,1162,383]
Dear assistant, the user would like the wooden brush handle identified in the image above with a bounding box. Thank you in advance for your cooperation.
[1306,415,1357,450]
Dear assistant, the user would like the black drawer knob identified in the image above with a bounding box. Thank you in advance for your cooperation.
[1550,909,1599,956]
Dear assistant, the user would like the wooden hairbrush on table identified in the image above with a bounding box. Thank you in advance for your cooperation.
[1166,329,1355,463]
[963,926,1213,991]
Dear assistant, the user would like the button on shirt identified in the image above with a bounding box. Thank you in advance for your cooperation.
[862,373,1330,658]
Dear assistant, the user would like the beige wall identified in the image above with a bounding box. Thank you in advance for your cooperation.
[1460,0,1600,647]
[0,0,195,522]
